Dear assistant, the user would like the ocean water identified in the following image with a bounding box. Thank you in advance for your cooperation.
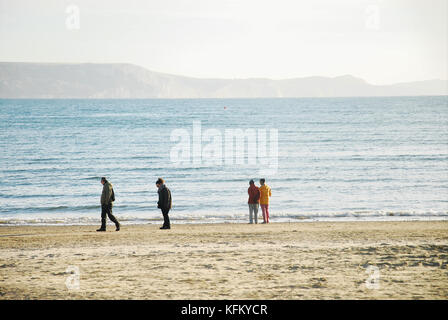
[0,96,447,225]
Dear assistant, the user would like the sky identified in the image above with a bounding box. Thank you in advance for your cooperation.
[0,0,446,85]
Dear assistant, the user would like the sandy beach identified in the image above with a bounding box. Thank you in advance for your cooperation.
[0,221,447,300]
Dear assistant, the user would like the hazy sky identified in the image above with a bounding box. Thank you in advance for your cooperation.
[0,0,446,84]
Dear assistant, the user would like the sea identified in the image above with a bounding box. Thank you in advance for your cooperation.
[0,96,447,226]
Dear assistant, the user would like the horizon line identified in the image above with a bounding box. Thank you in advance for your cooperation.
[1,60,446,86]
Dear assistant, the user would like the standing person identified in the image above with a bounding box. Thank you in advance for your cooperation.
[248,180,260,224]
[97,177,120,232]
[259,178,272,224]
[156,178,172,230]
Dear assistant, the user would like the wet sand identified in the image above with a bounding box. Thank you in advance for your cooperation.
[0,221,447,299]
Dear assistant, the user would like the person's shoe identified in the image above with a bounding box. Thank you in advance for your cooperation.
[96,228,106,232]
[160,226,171,230]
[115,223,120,231]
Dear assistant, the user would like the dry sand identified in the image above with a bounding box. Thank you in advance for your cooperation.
[0,221,447,299]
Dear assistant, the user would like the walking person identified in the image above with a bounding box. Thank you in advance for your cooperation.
[259,178,272,223]
[97,177,120,232]
[156,178,172,230]
[248,180,260,224]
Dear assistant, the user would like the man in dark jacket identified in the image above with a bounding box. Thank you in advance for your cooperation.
[97,177,120,232]
[156,178,172,229]
[248,179,260,224]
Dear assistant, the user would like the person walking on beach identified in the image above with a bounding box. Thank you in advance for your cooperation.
[156,178,172,230]
[259,178,272,223]
[97,177,120,232]
[248,180,260,224]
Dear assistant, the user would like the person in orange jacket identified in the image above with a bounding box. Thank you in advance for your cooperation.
[259,178,272,223]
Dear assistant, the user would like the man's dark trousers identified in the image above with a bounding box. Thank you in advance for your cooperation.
[161,207,170,228]
[101,203,119,229]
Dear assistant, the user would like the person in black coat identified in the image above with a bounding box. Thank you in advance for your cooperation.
[156,178,172,229]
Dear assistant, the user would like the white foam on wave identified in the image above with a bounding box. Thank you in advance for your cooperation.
[1,210,447,226]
